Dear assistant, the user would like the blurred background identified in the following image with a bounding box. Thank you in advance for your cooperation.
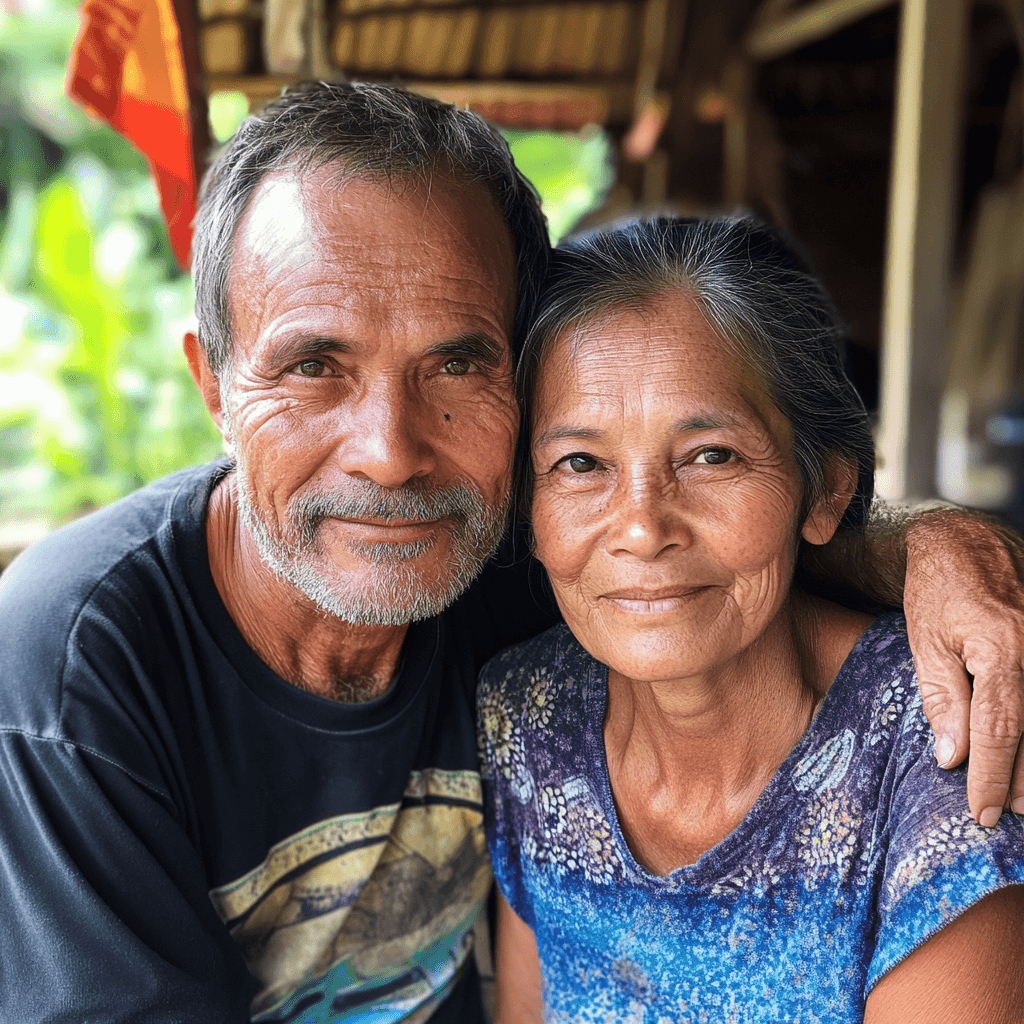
[0,0,612,565]
[2,0,1023,569]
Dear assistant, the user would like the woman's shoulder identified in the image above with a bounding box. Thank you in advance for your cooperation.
[820,610,916,717]
[805,611,922,770]
[845,609,912,671]
[478,623,593,697]
[476,625,599,770]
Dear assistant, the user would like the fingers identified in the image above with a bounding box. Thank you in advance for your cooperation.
[909,629,1024,824]
[912,645,972,770]
[966,671,1024,826]
[1010,741,1024,816]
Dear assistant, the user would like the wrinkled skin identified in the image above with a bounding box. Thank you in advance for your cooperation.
[187,168,518,699]
[183,165,1024,810]
[903,512,1024,823]
[530,289,852,691]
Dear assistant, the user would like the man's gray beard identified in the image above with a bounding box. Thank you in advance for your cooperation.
[233,466,510,626]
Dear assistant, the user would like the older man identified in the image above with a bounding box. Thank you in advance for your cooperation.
[0,81,1022,1024]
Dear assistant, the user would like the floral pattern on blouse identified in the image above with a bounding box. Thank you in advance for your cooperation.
[478,613,1024,1023]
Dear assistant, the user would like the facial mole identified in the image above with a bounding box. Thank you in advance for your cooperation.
[444,413,451,421]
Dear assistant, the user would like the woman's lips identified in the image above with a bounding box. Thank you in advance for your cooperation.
[600,585,711,615]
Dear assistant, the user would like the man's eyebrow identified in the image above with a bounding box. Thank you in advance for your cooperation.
[427,332,507,367]
[270,335,354,364]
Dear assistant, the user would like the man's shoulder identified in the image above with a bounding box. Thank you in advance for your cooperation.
[0,462,223,732]
[1,462,219,608]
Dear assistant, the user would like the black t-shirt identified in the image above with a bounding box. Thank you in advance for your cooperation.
[0,462,557,1023]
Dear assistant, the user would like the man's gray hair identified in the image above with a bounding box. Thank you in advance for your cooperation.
[515,214,875,535]
[192,80,550,374]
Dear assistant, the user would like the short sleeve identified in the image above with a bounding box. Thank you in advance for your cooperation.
[477,653,538,931]
[867,699,1024,991]
[0,731,255,1023]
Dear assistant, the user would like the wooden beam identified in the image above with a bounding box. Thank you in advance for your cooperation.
[875,0,970,501]
[745,0,896,61]
[751,0,802,28]
[205,75,637,128]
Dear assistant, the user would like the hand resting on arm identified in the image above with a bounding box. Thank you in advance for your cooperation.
[804,502,1024,823]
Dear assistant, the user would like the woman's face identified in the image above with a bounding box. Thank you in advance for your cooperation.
[530,287,836,684]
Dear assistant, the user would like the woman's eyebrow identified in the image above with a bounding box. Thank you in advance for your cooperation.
[674,410,777,446]
[533,425,604,448]
[535,414,749,448]
[674,415,727,432]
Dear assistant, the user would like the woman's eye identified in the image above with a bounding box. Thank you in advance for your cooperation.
[694,447,735,465]
[562,453,598,474]
[295,359,325,378]
[442,357,472,376]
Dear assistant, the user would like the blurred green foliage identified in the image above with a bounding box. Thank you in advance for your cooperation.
[504,127,612,242]
[0,1,610,531]
[0,0,222,527]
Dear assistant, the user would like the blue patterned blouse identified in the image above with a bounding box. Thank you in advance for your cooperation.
[477,613,1024,1023]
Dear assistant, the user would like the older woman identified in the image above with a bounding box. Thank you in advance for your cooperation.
[478,217,1024,1023]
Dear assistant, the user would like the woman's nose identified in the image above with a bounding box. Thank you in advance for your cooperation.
[604,477,692,560]
[337,377,438,487]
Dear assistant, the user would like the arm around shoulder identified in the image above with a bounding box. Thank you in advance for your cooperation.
[864,885,1024,1024]
[495,892,545,1024]
[808,501,1024,822]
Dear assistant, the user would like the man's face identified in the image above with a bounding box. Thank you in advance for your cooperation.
[220,167,519,625]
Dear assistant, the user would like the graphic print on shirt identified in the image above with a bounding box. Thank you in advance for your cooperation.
[208,768,491,1024]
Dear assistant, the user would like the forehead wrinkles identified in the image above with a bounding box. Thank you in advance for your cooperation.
[232,169,516,333]
[535,297,788,448]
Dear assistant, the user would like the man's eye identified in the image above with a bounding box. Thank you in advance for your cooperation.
[442,357,472,376]
[561,453,598,473]
[295,359,325,378]
[694,447,734,465]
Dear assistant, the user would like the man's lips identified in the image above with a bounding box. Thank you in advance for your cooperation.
[321,516,446,542]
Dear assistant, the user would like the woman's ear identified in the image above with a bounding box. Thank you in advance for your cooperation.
[801,458,858,546]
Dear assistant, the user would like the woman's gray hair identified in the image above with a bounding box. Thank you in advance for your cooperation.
[515,214,875,536]
[192,80,550,374]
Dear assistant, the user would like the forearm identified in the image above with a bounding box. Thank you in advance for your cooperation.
[804,501,1024,611]
[495,894,544,1024]
[802,499,915,609]
[864,886,1024,1024]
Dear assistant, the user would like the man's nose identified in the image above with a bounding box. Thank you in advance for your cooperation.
[604,475,693,560]
[337,377,438,487]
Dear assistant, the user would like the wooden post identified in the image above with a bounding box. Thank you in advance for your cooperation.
[722,57,751,207]
[875,0,969,501]
[169,0,212,192]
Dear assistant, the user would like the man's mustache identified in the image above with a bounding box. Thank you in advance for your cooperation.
[290,481,490,546]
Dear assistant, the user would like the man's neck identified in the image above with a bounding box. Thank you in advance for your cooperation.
[205,476,409,702]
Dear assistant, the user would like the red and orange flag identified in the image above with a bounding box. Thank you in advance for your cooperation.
[66,0,196,268]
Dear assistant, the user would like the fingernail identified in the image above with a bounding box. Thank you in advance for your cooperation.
[1011,798,1024,816]
[979,806,1002,828]
[934,734,955,767]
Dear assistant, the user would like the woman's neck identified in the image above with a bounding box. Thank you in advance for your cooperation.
[603,595,872,875]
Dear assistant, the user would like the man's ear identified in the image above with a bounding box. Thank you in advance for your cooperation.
[801,458,859,546]
[184,332,228,437]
